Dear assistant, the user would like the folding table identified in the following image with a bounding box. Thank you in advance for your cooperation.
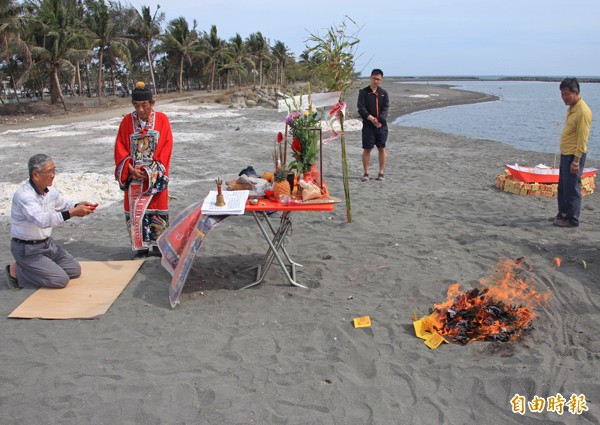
[243,198,334,289]
[157,198,334,307]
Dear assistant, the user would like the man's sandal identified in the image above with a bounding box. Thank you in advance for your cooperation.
[361,173,369,182]
[376,173,385,181]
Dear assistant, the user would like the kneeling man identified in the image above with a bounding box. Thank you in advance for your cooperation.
[6,154,97,289]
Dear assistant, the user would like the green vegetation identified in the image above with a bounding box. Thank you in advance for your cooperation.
[0,0,318,104]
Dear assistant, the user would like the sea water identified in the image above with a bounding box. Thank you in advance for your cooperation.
[393,80,600,159]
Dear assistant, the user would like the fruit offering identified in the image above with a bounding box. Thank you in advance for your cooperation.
[273,169,291,198]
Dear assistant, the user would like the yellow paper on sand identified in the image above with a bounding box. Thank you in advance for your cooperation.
[8,260,144,319]
[413,315,435,339]
[353,315,372,328]
[425,332,449,349]
[413,312,449,349]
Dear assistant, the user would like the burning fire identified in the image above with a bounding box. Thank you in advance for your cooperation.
[428,259,550,345]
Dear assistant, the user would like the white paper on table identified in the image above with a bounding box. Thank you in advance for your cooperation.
[201,190,249,215]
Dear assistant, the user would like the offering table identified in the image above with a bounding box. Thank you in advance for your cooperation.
[244,198,334,290]
[158,197,334,308]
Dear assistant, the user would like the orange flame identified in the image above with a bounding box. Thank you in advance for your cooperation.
[554,257,561,268]
[429,259,550,344]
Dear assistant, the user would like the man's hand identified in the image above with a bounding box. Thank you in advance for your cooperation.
[369,116,381,128]
[70,202,97,217]
[570,161,580,175]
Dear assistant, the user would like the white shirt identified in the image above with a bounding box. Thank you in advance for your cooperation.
[10,179,76,240]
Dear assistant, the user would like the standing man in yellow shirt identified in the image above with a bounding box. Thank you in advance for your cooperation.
[553,77,593,228]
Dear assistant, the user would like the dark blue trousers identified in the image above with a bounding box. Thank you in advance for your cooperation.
[556,153,586,226]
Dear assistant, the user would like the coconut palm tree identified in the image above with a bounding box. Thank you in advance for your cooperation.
[226,33,254,88]
[128,5,163,94]
[0,0,32,102]
[246,31,270,86]
[84,0,131,100]
[28,0,92,110]
[203,25,229,91]
[272,40,291,86]
[160,17,200,94]
[153,54,178,92]
[0,0,31,65]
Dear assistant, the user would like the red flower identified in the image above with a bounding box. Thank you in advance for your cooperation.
[291,137,302,152]
[277,132,283,143]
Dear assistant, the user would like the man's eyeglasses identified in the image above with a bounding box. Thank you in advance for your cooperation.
[37,168,57,175]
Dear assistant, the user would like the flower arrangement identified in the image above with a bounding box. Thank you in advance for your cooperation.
[272,131,285,171]
[285,88,321,175]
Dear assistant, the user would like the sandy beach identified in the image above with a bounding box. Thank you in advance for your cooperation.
[1,80,599,424]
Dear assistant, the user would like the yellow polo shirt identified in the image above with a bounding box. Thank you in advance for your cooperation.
[560,98,592,158]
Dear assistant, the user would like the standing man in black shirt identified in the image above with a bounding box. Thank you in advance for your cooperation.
[357,69,389,181]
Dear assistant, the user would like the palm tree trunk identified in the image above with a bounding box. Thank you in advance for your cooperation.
[76,61,83,96]
[85,59,91,97]
[97,49,104,102]
[110,66,116,96]
[210,62,216,92]
[178,56,184,94]
[147,44,157,95]
[53,65,67,112]
[10,73,20,104]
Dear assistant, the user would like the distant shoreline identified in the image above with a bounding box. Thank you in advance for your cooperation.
[3,82,499,131]
[389,76,600,83]
[351,80,499,121]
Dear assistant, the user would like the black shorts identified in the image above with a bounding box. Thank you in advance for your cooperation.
[362,125,388,149]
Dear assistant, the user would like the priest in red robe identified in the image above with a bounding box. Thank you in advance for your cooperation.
[114,82,173,252]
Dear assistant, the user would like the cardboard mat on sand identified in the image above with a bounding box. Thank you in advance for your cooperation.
[8,260,144,319]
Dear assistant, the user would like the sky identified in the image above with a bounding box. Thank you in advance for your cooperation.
[126,0,600,77]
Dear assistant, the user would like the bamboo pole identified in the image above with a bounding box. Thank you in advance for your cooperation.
[319,128,323,190]
[339,114,352,222]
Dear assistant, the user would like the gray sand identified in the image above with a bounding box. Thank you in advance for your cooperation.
[0,81,598,424]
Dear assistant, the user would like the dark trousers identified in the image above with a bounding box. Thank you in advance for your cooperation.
[557,153,586,226]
